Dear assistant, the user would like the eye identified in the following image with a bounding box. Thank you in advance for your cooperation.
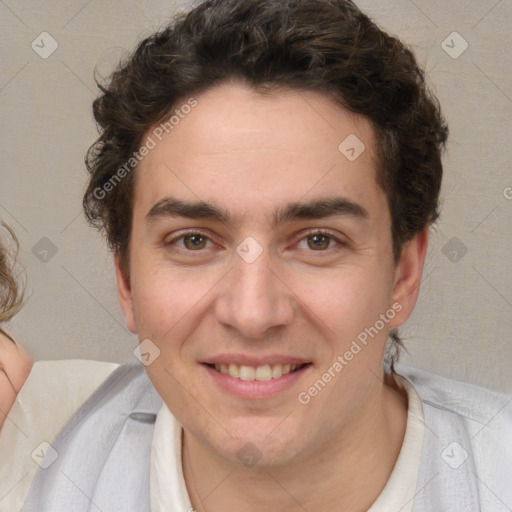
[165,231,214,251]
[164,229,344,255]
[296,230,344,251]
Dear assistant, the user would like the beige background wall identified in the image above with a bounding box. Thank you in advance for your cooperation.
[1,0,511,391]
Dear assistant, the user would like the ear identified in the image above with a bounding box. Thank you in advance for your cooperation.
[114,253,137,334]
[389,226,429,328]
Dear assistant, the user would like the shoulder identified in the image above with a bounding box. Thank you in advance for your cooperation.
[396,364,512,427]
[21,359,121,405]
[397,364,512,510]
[19,363,161,512]
[397,365,512,510]
[9,359,122,443]
[0,359,120,512]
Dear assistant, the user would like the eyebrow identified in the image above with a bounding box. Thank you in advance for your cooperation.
[146,196,369,228]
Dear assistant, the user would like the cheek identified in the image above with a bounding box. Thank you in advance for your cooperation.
[286,263,392,340]
[0,373,16,428]
[130,259,218,340]
[0,338,32,391]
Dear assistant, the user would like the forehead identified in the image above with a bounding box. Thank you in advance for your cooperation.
[133,81,386,224]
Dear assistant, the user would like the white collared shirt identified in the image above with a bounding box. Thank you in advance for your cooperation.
[149,374,425,511]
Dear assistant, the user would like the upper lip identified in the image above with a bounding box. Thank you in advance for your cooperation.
[202,354,311,367]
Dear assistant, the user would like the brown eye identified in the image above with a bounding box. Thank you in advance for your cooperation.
[307,233,331,250]
[183,234,207,250]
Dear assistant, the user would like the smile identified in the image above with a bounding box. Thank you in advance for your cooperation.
[210,363,308,381]
[202,357,312,399]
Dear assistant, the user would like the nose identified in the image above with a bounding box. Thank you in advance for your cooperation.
[214,249,296,340]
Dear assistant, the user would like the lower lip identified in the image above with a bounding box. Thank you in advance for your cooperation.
[202,364,311,400]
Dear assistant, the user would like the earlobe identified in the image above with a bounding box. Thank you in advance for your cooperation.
[114,254,138,334]
[389,227,430,328]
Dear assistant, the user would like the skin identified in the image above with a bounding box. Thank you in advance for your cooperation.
[0,331,32,429]
[116,81,429,511]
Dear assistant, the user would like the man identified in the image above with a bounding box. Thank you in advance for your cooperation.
[1,0,511,511]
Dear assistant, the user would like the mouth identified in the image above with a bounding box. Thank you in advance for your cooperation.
[205,362,310,381]
[201,361,312,399]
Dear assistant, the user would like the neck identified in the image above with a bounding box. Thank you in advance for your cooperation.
[182,374,408,512]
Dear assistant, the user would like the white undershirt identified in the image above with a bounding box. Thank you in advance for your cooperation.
[367,375,425,512]
[150,374,425,512]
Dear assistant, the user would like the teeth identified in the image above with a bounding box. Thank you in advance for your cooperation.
[255,365,272,381]
[213,362,304,381]
[272,364,283,379]
[228,363,239,378]
[239,365,256,381]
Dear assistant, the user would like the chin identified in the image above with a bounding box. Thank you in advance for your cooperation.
[201,418,310,469]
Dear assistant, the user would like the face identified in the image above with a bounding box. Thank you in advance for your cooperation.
[116,81,426,467]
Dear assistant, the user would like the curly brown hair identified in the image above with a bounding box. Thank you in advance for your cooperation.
[84,0,447,269]
[83,0,448,364]
[0,223,24,342]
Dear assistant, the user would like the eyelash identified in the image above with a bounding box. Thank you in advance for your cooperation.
[164,229,346,254]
